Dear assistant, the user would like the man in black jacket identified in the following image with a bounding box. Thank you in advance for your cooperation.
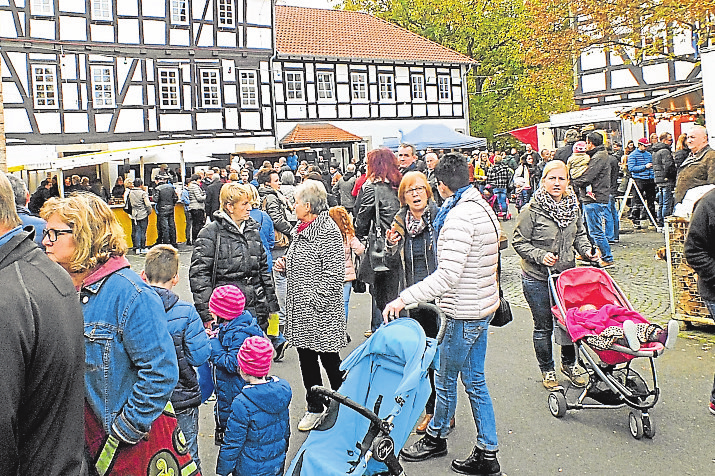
[684,188,715,414]
[553,129,580,163]
[153,173,178,246]
[573,132,614,267]
[0,171,85,476]
[652,132,675,227]
[204,174,223,221]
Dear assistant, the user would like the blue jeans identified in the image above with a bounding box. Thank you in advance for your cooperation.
[427,317,498,451]
[157,213,176,245]
[176,406,201,472]
[522,274,576,372]
[133,217,148,249]
[605,195,620,242]
[493,187,508,215]
[343,282,352,321]
[657,184,674,227]
[583,202,613,262]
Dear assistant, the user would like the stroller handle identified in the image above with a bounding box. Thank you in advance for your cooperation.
[310,386,387,429]
[404,302,447,344]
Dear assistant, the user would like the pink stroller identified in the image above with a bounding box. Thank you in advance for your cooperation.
[548,267,667,439]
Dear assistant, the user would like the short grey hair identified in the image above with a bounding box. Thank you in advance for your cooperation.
[5,174,29,207]
[295,179,328,215]
[280,170,295,185]
[0,171,22,229]
[347,163,356,173]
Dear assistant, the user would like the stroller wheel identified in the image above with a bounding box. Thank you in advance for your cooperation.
[629,411,644,439]
[642,413,656,439]
[548,391,567,418]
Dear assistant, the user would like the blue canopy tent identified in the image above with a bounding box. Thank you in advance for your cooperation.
[383,123,487,151]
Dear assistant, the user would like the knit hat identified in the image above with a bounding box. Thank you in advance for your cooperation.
[237,336,274,377]
[637,137,650,147]
[209,285,246,320]
[572,141,588,153]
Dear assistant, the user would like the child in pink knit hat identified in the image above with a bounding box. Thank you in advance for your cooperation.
[216,336,292,476]
[209,285,264,446]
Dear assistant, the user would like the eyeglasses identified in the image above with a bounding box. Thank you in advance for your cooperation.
[405,186,427,195]
[42,228,73,242]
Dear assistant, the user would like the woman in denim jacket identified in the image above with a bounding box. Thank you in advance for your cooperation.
[41,193,179,470]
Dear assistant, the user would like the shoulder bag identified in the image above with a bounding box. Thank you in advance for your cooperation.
[367,183,389,272]
[261,196,291,248]
[351,251,368,293]
[477,200,513,327]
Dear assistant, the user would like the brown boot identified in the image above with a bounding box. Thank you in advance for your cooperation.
[415,413,433,434]
[450,417,456,429]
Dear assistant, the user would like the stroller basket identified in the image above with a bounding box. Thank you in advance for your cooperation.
[546,267,663,439]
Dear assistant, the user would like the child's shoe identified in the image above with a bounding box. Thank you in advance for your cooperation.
[214,427,225,446]
[297,411,324,432]
[657,319,679,349]
[622,320,640,351]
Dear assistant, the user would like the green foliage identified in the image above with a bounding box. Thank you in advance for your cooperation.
[339,0,576,141]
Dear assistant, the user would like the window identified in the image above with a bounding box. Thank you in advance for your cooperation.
[316,72,334,100]
[411,74,425,100]
[170,0,188,24]
[378,74,394,101]
[239,70,258,108]
[91,66,115,108]
[218,0,234,27]
[285,71,304,101]
[438,76,451,101]
[31,0,53,15]
[351,72,367,100]
[200,69,221,108]
[92,0,112,20]
[32,65,57,108]
[158,68,180,108]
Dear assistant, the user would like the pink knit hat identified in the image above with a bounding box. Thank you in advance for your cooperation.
[209,285,246,320]
[572,141,588,153]
[237,336,274,377]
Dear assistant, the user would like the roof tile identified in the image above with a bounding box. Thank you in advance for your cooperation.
[276,6,475,64]
[280,123,364,145]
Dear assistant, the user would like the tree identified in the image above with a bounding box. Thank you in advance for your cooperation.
[339,0,576,142]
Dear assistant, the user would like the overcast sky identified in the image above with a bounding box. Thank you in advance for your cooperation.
[276,0,336,9]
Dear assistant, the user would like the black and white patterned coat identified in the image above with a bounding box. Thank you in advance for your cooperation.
[284,211,346,353]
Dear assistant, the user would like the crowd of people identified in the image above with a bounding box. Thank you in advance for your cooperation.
[2,124,715,476]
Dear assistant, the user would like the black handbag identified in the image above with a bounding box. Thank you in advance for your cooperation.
[367,184,390,272]
[352,253,368,293]
[477,199,513,328]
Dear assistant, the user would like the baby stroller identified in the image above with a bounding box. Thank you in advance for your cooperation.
[547,267,666,439]
[286,304,441,476]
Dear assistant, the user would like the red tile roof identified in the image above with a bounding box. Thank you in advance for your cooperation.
[280,123,364,145]
[276,6,475,64]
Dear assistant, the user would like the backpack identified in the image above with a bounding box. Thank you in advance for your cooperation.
[180,187,190,206]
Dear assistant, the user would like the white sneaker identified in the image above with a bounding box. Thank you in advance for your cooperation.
[665,319,679,349]
[297,411,323,432]
[135,248,141,255]
[623,320,640,351]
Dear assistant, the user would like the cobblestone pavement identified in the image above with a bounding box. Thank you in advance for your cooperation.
[500,207,673,325]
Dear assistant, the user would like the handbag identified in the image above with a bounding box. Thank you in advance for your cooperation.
[351,252,368,293]
[367,184,390,272]
[477,199,513,328]
[123,194,133,215]
[261,197,291,248]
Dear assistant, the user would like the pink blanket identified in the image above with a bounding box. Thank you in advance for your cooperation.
[565,304,649,341]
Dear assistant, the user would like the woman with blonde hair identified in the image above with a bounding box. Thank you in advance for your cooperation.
[329,205,365,323]
[39,193,180,472]
[190,182,278,329]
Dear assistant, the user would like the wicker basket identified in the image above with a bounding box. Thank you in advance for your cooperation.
[665,217,713,324]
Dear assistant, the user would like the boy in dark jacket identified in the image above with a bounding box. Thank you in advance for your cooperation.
[142,245,211,471]
[209,285,265,445]
[216,336,291,476]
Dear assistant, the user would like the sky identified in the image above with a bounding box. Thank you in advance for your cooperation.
[276,0,337,9]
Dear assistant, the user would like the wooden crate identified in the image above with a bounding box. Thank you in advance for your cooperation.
[665,217,713,324]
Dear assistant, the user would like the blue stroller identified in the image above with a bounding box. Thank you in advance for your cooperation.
[286,308,440,476]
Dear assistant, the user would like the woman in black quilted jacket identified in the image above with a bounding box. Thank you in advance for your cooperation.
[189,182,279,329]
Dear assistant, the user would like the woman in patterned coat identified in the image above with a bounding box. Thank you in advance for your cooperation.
[274,179,346,432]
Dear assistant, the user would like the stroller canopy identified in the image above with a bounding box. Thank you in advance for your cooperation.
[287,318,438,476]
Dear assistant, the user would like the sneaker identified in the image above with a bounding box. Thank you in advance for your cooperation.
[560,364,588,387]
[542,370,561,391]
[709,402,715,416]
[273,341,288,362]
[142,248,150,254]
[664,319,679,349]
[622,320,640,351]
[598,259,615,269]
[297,411,324,432]
[135,248,141,255]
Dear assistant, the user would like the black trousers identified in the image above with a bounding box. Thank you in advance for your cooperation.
[631,178,656,222]
[296,348,344,413]
[189,209,206,243]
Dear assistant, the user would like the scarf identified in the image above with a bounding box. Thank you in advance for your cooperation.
[533,186,580,228]
[406,209,428,237]
[433,184,471,237]
[297,217,316,234]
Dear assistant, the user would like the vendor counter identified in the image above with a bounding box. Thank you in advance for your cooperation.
[112,204,187,248]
